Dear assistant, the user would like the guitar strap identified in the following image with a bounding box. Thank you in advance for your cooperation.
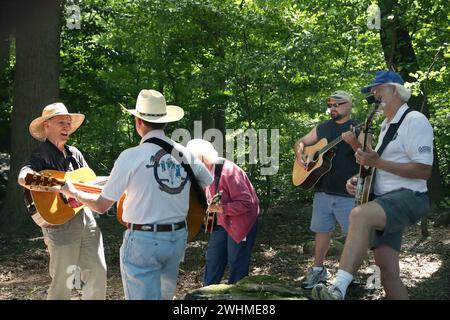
[64,150,81,205]
[204,158,225,229]
[376,108,412,156]
[143,137,208,210]
[370,108,412,191]
[68,155,80,171]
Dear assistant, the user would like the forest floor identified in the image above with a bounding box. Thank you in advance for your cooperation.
[0,202,449,300]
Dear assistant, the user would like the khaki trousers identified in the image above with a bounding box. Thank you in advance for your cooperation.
[42,208,107,300]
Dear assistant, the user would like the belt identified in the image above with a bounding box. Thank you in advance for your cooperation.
[126,220,186,232]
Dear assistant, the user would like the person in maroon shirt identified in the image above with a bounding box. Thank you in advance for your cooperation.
[186,139,260,285]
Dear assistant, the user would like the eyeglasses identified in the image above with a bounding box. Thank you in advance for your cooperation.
[327,102,347,108]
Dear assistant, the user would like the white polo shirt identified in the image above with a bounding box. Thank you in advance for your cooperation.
[101,130,213,224]
[374,104,433,195]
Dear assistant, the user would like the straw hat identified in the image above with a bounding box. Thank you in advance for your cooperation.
[121,89,184,123]
[29,102,85,141]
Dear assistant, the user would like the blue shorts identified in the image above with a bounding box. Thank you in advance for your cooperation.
[371,188,429,252]
[310,192,355,234]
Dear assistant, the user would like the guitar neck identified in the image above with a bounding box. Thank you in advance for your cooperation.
[48,178,103,194]
[319,123,362,155]
[73,182,103,194]
[355,108,379,205]
[319,135,343,154]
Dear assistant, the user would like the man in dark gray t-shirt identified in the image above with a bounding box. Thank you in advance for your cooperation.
[293,90,361,289]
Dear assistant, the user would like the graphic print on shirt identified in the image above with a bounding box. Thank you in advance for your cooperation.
[392,132,398,141]
[145,148,188,194]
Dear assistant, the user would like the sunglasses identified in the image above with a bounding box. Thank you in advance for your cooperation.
[327,101,347,108]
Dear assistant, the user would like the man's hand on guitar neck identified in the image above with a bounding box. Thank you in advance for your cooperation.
[355,146,380,168]
[342,124,367,153]
[61,179,114,214]
[342,130,361,152]
[60,178,79,200]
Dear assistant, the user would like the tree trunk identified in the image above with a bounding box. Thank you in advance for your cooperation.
[0,0,62,234]
[379,0,443,237]
[0,28,10,75]
[0,1,14,73]
[0,2,14,154]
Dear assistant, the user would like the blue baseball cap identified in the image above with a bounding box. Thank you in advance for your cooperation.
[361,70,405,93]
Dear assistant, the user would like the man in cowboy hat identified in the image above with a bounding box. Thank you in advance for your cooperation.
[293,90,362,290]
[17,102,107,300]
[60,89,213,300]
[312,71,434,300]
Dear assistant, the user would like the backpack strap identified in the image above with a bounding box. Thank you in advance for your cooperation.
[144,137,207,210]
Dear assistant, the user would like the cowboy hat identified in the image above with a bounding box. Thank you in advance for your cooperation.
[121,89,184,123]
[29,102,85,141]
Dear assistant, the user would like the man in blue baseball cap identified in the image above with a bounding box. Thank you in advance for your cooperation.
[312,71,434,300]
[361,70,405,93]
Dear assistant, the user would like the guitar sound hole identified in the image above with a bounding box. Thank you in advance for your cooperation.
[312,151,319,162]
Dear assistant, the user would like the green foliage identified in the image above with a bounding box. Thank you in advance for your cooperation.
[0,62,14,152]
[3,0,448,205]
[58,0,449,205]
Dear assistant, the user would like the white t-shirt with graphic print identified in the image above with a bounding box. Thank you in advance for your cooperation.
[101,130,213,225]
[374,104,433,195]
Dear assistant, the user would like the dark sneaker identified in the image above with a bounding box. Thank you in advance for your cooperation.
[311,283,344,300]
[301,267,330,289]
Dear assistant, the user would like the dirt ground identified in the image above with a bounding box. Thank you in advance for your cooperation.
[0,203,449,300]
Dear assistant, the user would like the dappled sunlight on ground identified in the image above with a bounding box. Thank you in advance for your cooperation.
[0,202,448,300]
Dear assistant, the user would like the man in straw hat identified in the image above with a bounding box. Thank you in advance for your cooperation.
[293,90,362,290]
[60,89,213,300]
[312,71,434,300]
[18,102,107,299]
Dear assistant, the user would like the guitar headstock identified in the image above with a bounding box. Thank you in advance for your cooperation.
[24,173,63,191]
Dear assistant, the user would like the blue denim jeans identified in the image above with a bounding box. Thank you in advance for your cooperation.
[120,227,187,300]
[310,192,355,234]
[203,219,258,286]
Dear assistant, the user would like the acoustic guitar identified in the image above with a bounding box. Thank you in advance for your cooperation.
[355,98,380,206]
[116,189,210,242]
[292,124,361,189]
[23,167,104,227]
[355,170,375,206]
[204,191,223,234]
[24,168,206,241]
